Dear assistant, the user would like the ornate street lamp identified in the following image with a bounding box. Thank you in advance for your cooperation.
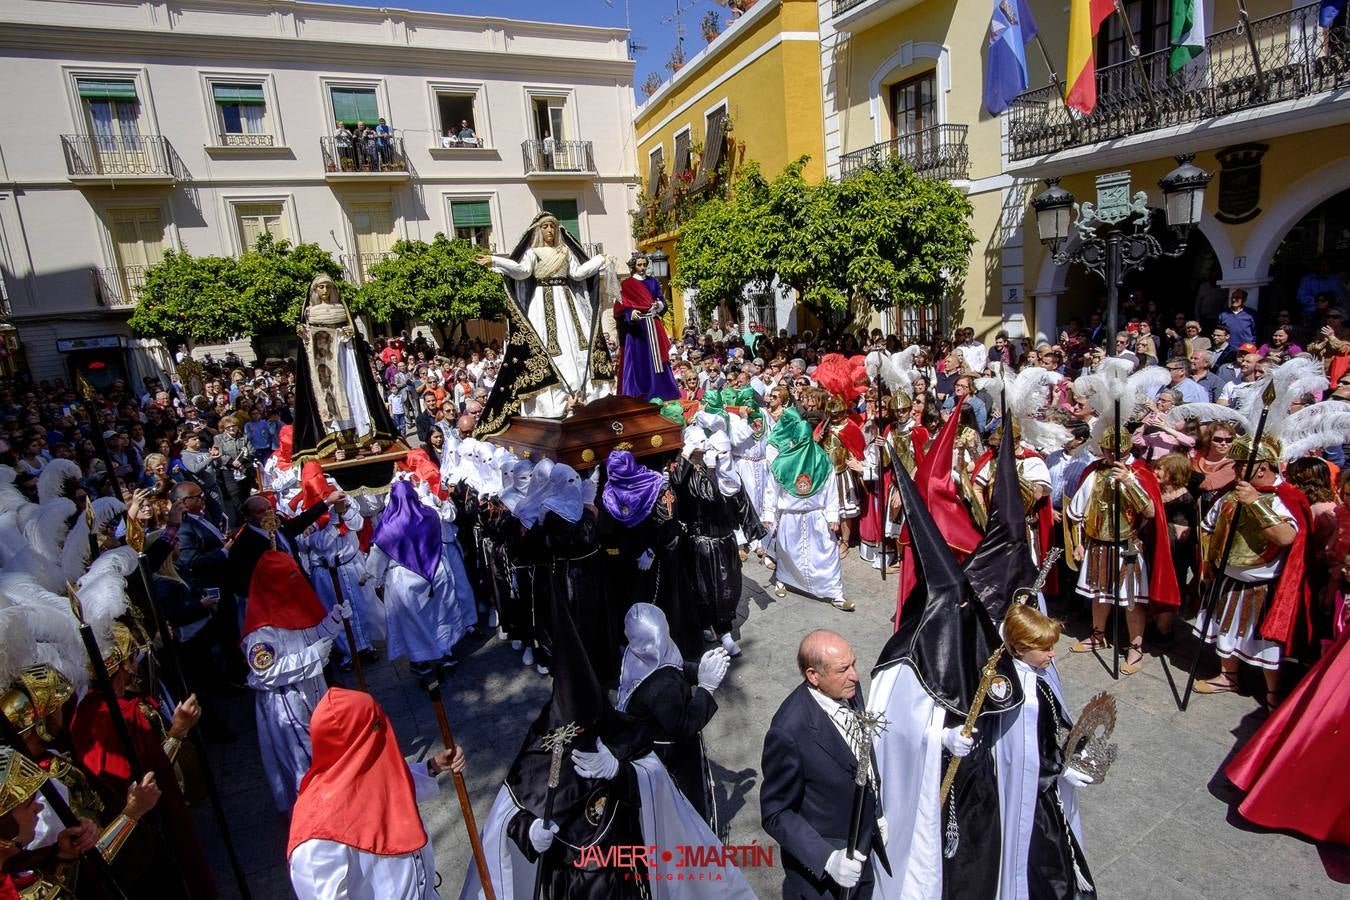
[645,248,670,280]
[1031,155,1212,355]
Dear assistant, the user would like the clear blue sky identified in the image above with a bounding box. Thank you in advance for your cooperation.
[335,0,731,99]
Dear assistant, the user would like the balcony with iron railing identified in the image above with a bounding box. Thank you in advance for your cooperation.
[216,132,276,148]
[840,124,970,181]
[341,252,397,284]
[61,135,179,184]
[321,136,410,181]
[92,266,148,309]
[522,140,596,177]
[1005,2,1350,162]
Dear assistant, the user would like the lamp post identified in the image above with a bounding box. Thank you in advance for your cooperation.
[1031,154,1212,355]
[644,248,677,333]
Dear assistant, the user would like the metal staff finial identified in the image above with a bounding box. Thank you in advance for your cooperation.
[261,508,280,552]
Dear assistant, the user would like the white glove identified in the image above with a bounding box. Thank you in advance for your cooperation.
[313,637,334,662]
[636,549,655,572]
[528,818,558,853]
[823,849,862,888]
[572,739,620,780]
[682,442,698,460]
[333,600,353,621]
[697,648,731,692]
[941,727,975,758]
[704,449,719,469]
[1062,767,1095,788]
[876,816,889,847]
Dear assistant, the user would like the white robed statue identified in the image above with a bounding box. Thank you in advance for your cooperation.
[475,213,616,433]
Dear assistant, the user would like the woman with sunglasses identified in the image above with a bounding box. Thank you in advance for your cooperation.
[1190,422,1239,520]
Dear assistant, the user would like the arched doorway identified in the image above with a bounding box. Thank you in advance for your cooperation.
[1261,187,1350,324]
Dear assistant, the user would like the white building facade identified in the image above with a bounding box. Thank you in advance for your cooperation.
[0,0,639,384]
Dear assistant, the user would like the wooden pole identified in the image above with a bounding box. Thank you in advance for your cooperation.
[427,678,495,900]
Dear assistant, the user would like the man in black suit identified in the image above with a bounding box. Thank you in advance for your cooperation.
[761,629,886,899]
[227,491,341,602]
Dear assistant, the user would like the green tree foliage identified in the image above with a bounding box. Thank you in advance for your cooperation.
[129,233,342,343]
[673,156,975,326]
[348,235,506,336]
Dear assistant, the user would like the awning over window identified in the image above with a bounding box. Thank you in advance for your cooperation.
[212,83,266,105]
[452,200,492,229]
[330,88,380,125]
[77,79,138,101]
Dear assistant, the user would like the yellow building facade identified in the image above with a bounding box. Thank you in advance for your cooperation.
[825,0,1350,345]
[633,0,826,333]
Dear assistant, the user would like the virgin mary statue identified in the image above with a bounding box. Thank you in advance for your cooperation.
[292,273,399,462]
[475,212,615,435]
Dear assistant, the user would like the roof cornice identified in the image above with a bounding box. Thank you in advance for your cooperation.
[0,22,635,81]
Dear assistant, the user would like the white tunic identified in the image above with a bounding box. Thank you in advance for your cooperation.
[728,413,768,520]
[490,250,612,418]
[262,458,301,511]
[762,473,844,601]
[244,620,338,812]
[1066,469,1151,606]
[301,506,386,654]
[367,545,461,664]
[290,761,442,900]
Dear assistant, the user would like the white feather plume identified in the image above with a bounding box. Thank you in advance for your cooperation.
[0,599,33,688]
[74,572,130,657]
[1167,402,1248,428]
[1278,406,1350,461]
[23,499,75,565]
[0,571,88,691]
[1072,357,1154,427]
[0,465,28,517]
[76,546,140,589]
[36,459,82,504]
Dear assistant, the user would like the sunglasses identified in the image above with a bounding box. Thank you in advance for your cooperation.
[1211,436,1234,444]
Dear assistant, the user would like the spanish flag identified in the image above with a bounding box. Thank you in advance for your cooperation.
[1065,0,1115,113]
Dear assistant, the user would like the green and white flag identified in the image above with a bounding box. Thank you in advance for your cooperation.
[1169,0,1206,72]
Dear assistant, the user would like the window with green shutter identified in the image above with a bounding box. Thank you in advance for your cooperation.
[329,87,380,127]
[541,199,579,239]
[77,79,138,101]
[212,83,268,139]
[451,200,493,248]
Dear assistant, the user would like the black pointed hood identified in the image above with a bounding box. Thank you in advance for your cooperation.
[504,581,648,844]
[964,419,1038,622]
[874,467,1023,719]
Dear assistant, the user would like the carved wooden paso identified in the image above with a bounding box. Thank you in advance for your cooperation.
[485,395,683,469]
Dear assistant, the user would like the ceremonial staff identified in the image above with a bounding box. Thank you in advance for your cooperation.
[0,713,130,900]
[74,372,124,500]
[1180,380,1278,710]
[1110,396,1122,680]
[874,368,888,582]
[841,708,889,899]
[939,647,1004,809]
[426,676,494,900]
[322,557,366,692]
[532,722,581,900]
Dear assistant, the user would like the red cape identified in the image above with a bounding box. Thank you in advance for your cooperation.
[1258,482,1314,654]
[1225,626,1350,844]
[858,422,927,546]
[831,419,866,459]
[896,402,981,626]
[288,688,428,858]
[241,549,328,636]
[1074,459,1181,608]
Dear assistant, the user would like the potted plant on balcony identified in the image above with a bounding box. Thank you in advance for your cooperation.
[642,72,664,98]
[666,43,686,74]
[701,10,721,43]
[341,157,356,172]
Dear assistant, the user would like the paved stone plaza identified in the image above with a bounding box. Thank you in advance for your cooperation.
[196,554,1349,898]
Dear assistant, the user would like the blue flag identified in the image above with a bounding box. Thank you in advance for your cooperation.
[983,0,1040,116]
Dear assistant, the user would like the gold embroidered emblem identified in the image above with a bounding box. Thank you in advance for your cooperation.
[795,473,813,494]
[249,642,276,672]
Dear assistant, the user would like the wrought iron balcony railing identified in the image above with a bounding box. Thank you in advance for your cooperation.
[840,124,970,180]
[61,135,178,179]
[321,135,408,173]
[92,265,149,308]
[582,242,604,257]
[217,132,275,148]
[1005,2,1349,161]
[341,251,396,284]
[832,0,874,16]
[522,140,595,174]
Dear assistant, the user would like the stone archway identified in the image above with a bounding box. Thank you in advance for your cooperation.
[1242,155,1350,284]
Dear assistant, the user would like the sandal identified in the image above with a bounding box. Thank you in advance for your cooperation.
[1264,690,1283,711]
[771,582,787,599]
[1070,630,1109,653]
[1121,641,1145,675]
[838,542,851,559]
[1192,672,1239,695]
[832,598,856,612]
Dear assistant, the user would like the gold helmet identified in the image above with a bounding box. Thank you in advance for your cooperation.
[0,746,47,824]
[825,394,848,418]
[1227,434,1281,466]
[884,391,913,417]
[1097,427,1132,454]
[1,666,74,743]
[102,620,150,674]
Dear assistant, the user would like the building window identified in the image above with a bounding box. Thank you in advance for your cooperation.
[212,83,271,147]
[541,199,579,239]
[890,71,936,139]
[1099,0,1170,85]
[531,96,569,143]
[78,79,143,142]
[347,202,396,283]
[449,199,493,248]
[235,202,288,251]
[673,129,692,176]
[647,147,664,197]
[436,92,483,147]
[330,86,381,128]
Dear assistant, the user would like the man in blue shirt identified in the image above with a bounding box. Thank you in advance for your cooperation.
[1154,356,1210,405]
[1217,289,1256,347]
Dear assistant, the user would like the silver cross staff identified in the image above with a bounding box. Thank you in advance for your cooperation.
[540,722,583,790]
[843,708,889,788]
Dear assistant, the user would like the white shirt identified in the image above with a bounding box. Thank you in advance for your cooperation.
[808,685,860,762]
[957,340,988,374]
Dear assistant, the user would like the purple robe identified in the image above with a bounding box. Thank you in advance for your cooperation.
[617,276,680,401]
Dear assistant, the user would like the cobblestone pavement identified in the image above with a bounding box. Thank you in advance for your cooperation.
[195,551,1350,898]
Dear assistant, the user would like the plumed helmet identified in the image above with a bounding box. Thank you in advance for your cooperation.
[1,665,73,743]
[0,746,47,821]
[1227,434,1282,466]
